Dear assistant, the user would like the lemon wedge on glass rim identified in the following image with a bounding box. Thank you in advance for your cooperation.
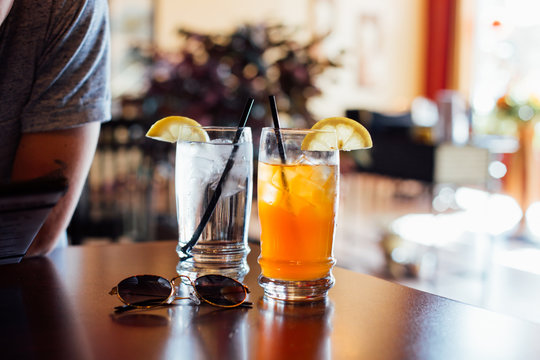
[301,117,373,151]
[145,116,209,143]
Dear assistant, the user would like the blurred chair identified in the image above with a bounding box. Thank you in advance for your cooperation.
[346,109,435,183]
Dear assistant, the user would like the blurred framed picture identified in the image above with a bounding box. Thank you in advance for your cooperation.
[109,0,154,98]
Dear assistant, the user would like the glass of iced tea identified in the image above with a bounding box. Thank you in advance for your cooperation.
[257,127,339,301]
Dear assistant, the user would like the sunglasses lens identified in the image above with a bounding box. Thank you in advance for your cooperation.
[117,275,172,305]
[194,275,246,306]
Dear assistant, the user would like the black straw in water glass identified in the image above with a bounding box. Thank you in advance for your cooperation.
[179,98,255,260]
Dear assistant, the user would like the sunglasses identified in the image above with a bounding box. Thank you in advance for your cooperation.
[109,274,251,313]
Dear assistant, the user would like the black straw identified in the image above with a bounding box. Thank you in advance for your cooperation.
[268,95,289,192]
[268,95,287,165]
[179,98,254,259]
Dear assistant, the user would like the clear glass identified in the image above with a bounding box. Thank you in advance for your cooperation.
[176,126,253,280]
[257,127,339,301]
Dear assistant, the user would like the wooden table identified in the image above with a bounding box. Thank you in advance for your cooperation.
[2,241,540,360]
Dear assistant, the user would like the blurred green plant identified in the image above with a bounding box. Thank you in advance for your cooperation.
[487,93,540,135]
[495,94,540,121]
[122,24,340,131]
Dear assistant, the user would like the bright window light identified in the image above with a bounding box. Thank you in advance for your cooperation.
[526,202,540,237]
[488,161,507,179]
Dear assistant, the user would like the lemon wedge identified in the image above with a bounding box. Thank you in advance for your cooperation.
[302,117,373,151]
[145,116,209,143]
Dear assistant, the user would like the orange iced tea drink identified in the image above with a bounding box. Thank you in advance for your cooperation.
[258,161,338,280]
[257,119,371,301]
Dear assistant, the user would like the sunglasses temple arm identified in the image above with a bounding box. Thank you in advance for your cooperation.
[113,304,136,314]
[113,302,179,314]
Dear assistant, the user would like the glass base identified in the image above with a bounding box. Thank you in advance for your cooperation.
[176,256,249,282]
[258,274,334,302]
[176,241,250,281]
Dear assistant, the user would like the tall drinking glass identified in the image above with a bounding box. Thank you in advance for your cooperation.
[176,126,253,280]
[257,127,339,301]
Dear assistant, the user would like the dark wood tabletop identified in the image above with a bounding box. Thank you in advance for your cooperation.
[1,240,540,360]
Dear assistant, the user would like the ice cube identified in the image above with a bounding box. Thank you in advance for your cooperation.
[210,138,233,144]
[311,165,333,184]
[177,143,209,182]
[294,154,316,165]
[287,164,336,208]
[223,151,251,197]
[203,145,231,189]
[209,142,252,198]
[270,167,287,189]
[260,182,281,205]
[221,169,246,197]
[287,191,315,215]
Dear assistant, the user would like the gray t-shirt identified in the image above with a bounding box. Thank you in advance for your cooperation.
[0,0,111,180]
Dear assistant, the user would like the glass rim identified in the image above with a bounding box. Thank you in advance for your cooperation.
[176,126,252,144]
[178,125,252,131]
[261,127,335,135]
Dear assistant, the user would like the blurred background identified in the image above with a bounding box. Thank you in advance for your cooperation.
[67,0,540,322]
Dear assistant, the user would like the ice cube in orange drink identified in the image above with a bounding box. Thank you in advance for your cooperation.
[258,161,338,280]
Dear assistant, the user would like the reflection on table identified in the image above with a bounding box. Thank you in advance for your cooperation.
[333,172,540,324]
[0,257,91,359]
[2,241,540,359]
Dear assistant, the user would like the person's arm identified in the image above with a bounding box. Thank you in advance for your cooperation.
[11,122,101,256]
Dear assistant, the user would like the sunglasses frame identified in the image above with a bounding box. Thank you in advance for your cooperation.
[109,274,250,311]
[174,275,251,308]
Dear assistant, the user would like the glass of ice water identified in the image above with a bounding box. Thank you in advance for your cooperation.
[175,126,253,280]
